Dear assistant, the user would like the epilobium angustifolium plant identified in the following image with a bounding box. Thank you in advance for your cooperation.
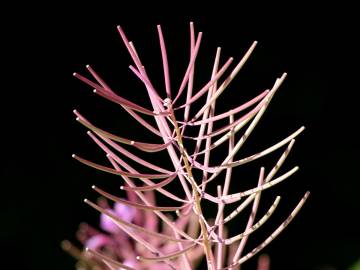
[63,22,309,270]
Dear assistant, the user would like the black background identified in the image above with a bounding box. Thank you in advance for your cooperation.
[2,2,358,270]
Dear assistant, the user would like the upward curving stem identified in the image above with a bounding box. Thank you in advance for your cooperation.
[168,103,215,270]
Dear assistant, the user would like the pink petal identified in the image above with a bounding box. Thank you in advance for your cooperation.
[100,210,120,233]
[114,203,136,223]
[85,234,109,249]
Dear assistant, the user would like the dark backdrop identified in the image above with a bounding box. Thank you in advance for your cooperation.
[2,2,358,270]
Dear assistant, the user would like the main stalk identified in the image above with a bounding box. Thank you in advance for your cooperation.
[168,104,215,270]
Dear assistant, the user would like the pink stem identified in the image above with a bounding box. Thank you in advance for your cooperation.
[157,25,171,98]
